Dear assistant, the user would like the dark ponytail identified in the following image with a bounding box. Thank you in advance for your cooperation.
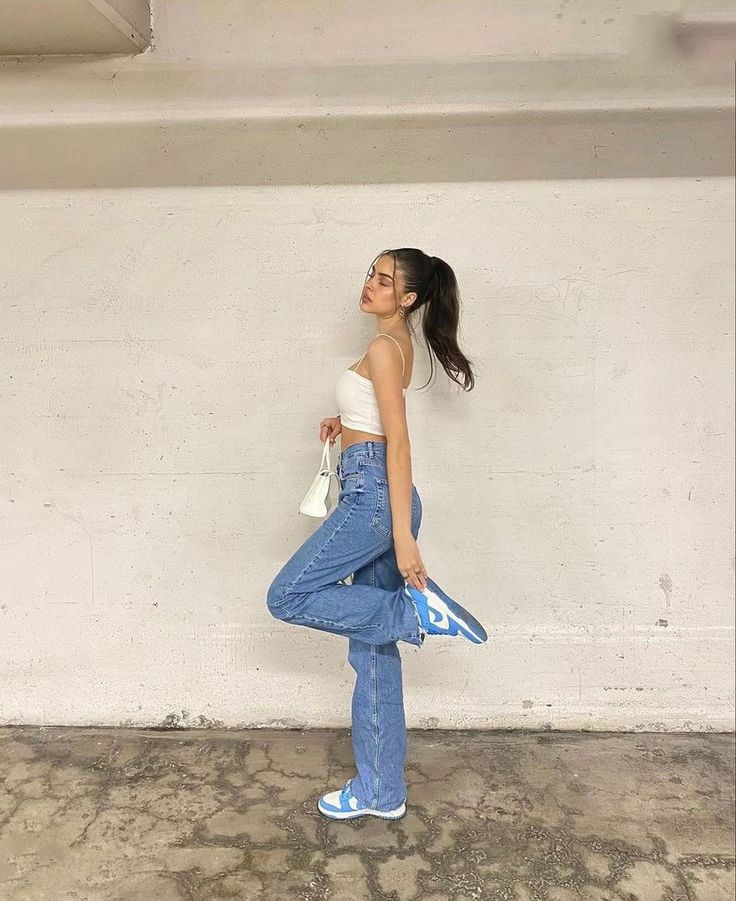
[369,248,476,392]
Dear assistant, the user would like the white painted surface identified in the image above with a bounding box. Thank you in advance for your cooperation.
[0,1,733,730]
[1,179,733,730]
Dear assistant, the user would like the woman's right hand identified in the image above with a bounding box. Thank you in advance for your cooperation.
[319,416,341,447]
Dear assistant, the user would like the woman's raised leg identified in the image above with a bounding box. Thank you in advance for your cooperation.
[266,460,423,647]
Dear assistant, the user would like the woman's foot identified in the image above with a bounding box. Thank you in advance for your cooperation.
[404,576,488,643]
[317,779,406,820]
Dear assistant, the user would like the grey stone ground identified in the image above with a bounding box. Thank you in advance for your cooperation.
[0,727,733,901]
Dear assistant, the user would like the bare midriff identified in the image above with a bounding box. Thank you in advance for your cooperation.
[339,339,412,454]
[339,423,389,453]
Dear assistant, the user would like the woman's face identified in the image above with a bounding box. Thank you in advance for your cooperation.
[359,255,399,314]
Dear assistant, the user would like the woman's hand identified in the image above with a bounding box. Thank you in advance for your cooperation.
[319,416,342,447]
[394,534,428,592]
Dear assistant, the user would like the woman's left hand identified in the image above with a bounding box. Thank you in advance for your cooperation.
[394,534,428,592]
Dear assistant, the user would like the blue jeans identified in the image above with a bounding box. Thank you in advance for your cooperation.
[266,440,424,811]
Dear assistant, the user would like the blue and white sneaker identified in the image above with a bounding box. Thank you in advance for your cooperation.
[317,779,406,820]
[404,576,488,644]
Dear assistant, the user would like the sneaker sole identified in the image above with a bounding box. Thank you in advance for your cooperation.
[317,800,406,820]
[413,578,488,643]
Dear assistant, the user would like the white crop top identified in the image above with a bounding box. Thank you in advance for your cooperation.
[335,333,407,435]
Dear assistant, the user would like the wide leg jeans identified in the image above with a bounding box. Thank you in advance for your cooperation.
[266,440,423,811]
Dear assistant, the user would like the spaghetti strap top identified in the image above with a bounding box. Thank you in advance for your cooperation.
[353,333,406,378]
[334,333,408,435]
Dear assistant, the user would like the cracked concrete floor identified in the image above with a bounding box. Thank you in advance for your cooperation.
[0,727,733,901]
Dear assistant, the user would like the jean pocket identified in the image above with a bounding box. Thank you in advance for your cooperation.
[339,468,365,502]
[371,479,421,540]
[370,477,392,539]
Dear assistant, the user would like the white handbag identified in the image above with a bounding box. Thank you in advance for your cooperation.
[299,437,340,518]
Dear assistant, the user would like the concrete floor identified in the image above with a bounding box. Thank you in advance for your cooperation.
[0,727,733,901]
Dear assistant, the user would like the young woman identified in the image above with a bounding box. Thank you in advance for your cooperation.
[266,248,488,821]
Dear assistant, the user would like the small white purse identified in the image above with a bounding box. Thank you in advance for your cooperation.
[299,437,340,518]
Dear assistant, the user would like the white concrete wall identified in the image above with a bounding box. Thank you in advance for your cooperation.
[0,1,734,730]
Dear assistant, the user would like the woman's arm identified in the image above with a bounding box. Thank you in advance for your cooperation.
[386,441,413,538]
[364,338,413,539]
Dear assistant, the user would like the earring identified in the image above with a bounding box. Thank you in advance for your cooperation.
[399,306,405,317]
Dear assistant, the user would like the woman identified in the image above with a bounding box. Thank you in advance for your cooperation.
[266,248,488,821]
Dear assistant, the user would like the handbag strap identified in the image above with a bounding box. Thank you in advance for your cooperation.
[320,437,339,480]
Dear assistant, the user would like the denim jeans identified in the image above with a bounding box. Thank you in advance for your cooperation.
[266,440,424,811]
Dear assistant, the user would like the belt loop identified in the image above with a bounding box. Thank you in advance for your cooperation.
[367,442,374,458]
